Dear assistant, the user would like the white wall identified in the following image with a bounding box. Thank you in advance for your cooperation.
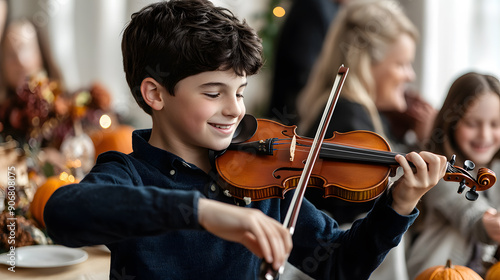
[400,0,500,108]
[9,0,500,127]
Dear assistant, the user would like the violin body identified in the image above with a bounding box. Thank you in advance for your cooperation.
[216,119,396,202]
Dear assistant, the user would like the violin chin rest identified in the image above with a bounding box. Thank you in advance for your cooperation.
[232,114,258,144]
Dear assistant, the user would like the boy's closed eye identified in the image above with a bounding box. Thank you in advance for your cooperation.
[204,92,221,98]
[203,92,245,99]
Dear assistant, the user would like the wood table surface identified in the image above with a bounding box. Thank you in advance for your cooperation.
[0,246,110,280]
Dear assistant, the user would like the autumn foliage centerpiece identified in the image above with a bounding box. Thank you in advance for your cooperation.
[0,73,133,252]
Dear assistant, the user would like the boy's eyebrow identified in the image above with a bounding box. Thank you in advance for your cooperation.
[199,82,248,89]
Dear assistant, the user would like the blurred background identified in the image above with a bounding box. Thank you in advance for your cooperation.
[1,0,500,273]
[6,0,500,128]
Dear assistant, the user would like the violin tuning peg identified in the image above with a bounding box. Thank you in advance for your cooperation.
[465,186,479,201]
[449,154,456,166]
[457,179,466,194]
[463,160,475,171]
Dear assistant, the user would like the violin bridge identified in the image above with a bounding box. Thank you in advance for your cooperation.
[290,135,296,162]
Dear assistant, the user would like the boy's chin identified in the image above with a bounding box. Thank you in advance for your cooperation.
[208,139,233,151]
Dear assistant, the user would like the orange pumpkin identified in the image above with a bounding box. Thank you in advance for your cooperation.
[90,125,134,160]
[486,261,500,280]
[415,259,483,280]
[30,175,77,228]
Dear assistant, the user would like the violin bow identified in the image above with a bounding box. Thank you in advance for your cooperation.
[259,65,349,279]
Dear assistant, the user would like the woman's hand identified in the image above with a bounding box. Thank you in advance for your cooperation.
[391,151,447,215]
[405,93,438,143]
[483,208,500,242]
[198,198,292,271]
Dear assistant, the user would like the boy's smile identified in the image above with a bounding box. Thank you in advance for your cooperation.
[149,69,247,167]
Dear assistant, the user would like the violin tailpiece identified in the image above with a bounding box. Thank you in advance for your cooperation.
[227,139,275,156]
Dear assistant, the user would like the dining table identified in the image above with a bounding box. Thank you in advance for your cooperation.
[0,245,110,280]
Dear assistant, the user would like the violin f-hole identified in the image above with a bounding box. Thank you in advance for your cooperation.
[273,167,304,179]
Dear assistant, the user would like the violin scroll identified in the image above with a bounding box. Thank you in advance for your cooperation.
[442,155,497,201]
[477,167,497,189]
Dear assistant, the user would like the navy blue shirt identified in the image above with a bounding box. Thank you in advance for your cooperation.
[45,129,417,279]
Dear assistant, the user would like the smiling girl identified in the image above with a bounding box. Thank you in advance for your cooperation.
[407,72,500,278]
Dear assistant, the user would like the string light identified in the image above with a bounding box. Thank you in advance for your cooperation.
[59,172,69,181]
[59,171,76,183]
[273,6,286,18]
[99,114,112,129]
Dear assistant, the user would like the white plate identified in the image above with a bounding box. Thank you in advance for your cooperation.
[0,245,88,268]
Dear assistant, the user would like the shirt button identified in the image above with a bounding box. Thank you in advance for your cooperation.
[210,184,217,192]
[169,170,175,176]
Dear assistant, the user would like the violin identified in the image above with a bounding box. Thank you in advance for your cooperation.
[216,118,497,204]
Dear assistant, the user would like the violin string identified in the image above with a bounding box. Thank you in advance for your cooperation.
[274,140,396,157]
[316,142,399,164]
[274,141,400,165]
[448,165,466,175]
[323,149,398,164]
[273,139,473,178]
[324,142,401,157]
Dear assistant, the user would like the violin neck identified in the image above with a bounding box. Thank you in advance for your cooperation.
[319,142,402,166]
[319,143,462,174]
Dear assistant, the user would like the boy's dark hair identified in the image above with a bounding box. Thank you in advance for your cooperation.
[122,0,263,115]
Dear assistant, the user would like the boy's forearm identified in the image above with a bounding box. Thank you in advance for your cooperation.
[44,183,203,247]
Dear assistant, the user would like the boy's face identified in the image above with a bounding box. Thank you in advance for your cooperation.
[158,69,247,153]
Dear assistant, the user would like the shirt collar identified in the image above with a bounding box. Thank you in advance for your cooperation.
[131,129,226,173]
[131,129,185,171]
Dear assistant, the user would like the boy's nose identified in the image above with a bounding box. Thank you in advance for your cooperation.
[222,97,243,117]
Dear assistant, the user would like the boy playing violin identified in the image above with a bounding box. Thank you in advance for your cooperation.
[44,0,447,279]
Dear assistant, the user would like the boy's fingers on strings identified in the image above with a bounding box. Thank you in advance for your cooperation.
[395,153,417,183]
[406,152,429,185]
[395,152,447,194]
[418,151,447,185]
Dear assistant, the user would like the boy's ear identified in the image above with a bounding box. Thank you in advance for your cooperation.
[140,77,166,111]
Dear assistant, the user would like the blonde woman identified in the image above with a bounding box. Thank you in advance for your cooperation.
[298,0,421,140]
[298,0,429,224]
